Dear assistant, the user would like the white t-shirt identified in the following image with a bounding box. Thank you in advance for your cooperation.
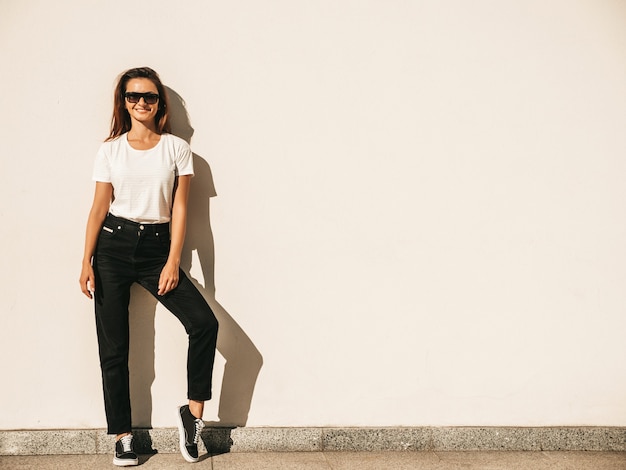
[92,133,194,223]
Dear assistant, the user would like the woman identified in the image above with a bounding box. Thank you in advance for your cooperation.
[79,67,218,466]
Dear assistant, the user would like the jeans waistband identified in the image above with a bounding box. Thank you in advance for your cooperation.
[105,213,170,234]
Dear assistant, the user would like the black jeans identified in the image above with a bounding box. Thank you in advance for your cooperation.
[94,213,218,434]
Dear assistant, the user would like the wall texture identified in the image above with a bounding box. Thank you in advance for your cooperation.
[1,0,625,431]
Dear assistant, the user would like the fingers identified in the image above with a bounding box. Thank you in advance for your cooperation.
[162,279,179,295]
[81,285,92,299]
[158,278,179,295]
[79,266,95,300]
[158,270,179,296]
[80,276,94,299]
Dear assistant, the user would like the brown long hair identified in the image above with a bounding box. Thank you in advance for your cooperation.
[106,67,171,141]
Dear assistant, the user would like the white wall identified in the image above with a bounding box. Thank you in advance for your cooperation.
[1,0,625,430]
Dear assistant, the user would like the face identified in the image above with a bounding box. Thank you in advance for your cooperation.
[124,78,159,125]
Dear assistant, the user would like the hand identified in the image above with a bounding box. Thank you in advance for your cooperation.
[158,261,180,296]
[79,263,95,299]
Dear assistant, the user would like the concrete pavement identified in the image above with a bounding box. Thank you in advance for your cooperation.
[1,451,625,469]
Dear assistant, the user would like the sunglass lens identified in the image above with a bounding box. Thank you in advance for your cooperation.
[125,93,159,104]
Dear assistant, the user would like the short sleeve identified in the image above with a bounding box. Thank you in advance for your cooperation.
[175,140,194,177]
[92,143,111,182]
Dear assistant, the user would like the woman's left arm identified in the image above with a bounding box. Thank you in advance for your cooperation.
[158,174,191,295]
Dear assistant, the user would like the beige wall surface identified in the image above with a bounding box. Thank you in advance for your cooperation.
[1,0,625,430]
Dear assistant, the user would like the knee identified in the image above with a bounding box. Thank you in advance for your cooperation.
[204,311,219,334]
[192,309,218,336]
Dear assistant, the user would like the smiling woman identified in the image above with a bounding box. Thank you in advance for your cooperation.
[79,67,219,466]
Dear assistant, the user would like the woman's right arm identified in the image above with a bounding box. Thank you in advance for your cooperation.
[79,182,113,299]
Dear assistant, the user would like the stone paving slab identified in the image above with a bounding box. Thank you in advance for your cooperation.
[1,427,624,455]
[1,451,625,470]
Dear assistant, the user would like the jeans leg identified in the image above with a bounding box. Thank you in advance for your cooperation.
[94,230,135,434]
[139,270,219,401]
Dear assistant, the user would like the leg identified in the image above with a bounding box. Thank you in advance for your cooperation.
[140,269,217,463]
[139,270,219,407]
[94,254,135,435]
[189,400,204,420]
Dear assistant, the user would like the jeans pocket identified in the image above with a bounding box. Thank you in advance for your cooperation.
[99,223,120,240]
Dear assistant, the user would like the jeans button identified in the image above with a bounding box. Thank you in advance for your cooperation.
[139,225,144,230]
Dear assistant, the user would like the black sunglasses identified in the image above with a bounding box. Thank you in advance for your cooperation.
[125,92,159,105]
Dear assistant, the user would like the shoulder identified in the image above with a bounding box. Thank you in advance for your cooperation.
[161,134,192,164]
[162,133,191,150]
[103,134,126,145]
[98,134,125,154]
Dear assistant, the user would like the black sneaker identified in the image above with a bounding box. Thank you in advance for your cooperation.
[113,434,138,467]
[176,405,205,462]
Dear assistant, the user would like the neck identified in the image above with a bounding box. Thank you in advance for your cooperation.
[128,122,160,141]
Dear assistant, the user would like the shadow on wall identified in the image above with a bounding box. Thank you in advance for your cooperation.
[127,86,263,433]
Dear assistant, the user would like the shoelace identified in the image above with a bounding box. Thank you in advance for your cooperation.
[193,419,205,444]
[119,434,133,453]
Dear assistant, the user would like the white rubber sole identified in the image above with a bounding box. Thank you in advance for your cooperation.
[176,406,199,463]
[113,455,138,466]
